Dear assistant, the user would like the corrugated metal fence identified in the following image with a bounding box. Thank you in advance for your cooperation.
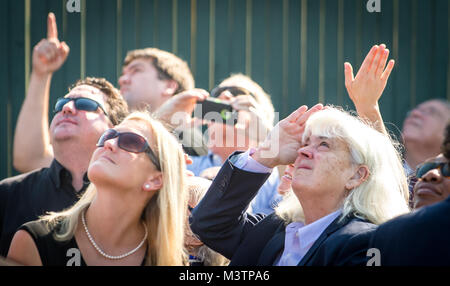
[1,0,449,179]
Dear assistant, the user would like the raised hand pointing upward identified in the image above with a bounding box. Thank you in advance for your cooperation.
[33,12,70,76]
[13,12,70,173]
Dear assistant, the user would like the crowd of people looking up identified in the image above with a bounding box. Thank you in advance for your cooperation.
[1,13,449,266]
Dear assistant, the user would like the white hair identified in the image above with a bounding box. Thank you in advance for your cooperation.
[276,106,410,225]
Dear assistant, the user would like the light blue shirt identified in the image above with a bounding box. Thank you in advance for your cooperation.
[403,161,414,177]
[188,150,282,215]
[232,150,342,266]
[275,210,342,266]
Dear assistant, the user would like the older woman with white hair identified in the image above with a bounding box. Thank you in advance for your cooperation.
[7,111,188,266]
[190,104,410,266]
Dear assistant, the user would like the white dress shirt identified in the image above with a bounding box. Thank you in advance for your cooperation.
[232,149,342,266]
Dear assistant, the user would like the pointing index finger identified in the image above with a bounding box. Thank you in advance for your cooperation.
[47,12,58,40]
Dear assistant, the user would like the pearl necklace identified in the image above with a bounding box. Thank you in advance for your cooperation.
[81,210,148,260]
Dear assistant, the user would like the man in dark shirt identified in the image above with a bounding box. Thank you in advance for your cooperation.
[0,77,128,256]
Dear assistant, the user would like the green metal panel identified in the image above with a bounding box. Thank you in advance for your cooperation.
[378,0,394,129]
[7,0,25,179]
[136,0,156,49]
[85,0,118,85]
[1,0,449,180]
[194,0,210,90]
[286,0,302,116]
[305,0,320,108]
[394,0,413,131]
[0,0,11,178]
[323,0,338,106]
[433,0,449,103]
[175,0,192,72]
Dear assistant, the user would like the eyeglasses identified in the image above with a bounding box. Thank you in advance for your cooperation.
[415,161,450,179]
[210,85,255,99]
[54,97,108,116]
[96,129,161,171]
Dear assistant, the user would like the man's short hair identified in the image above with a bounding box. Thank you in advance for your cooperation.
[123,48,195,94]
[69,77,129,125]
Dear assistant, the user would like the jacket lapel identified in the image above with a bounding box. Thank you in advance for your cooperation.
[297,215,351,266]
[257,226,286,266]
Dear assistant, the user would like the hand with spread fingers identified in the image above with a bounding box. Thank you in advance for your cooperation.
[344,44,394,134]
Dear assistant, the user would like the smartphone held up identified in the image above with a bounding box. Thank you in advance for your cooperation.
[192,97,238,125]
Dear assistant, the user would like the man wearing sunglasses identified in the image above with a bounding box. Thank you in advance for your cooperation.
[177,73,282,215]
[368,124,450,266]
[12,13,207,174]
[412,123,450,209]
[0,76,128,257]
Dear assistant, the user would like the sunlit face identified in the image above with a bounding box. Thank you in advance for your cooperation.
[49,85,112,146]
[413,154,450,209]
[118,58,169,111]
[402,100,449,148]
[291,135,356,204]
[88,118,159,191]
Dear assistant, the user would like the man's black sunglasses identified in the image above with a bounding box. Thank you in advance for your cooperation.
[415,161,450,179]
[96,129,161,171]
[54,97,108,116]
[210,85,255,99]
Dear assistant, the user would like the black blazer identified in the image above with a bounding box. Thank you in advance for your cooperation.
[190,152,376,266]
[369,196,450,266]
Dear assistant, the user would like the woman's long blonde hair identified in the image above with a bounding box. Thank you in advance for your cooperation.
[275,107,410,225]
[41,111,188,265]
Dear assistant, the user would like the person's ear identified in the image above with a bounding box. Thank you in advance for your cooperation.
[163,80,179,97]
[345,165,370,191]
[142,172,163,192]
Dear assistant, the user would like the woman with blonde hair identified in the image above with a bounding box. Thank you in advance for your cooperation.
[7,111,188,266]
[190,104,410,266]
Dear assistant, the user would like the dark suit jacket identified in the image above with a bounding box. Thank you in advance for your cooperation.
[190,152,376,266]
[370,196,450,266]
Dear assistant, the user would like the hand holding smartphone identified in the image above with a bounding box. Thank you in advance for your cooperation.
[192,97,238,125]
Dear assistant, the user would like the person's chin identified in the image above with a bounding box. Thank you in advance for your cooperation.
[88,163,115,184]
[414,197,436,209]
[413,192,442,209]
[402,124,422,139]
[291,179,308,192]
[51,129,77,142]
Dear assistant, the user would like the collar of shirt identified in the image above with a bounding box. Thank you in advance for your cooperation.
[295,209,342,250]
[276,209,342,266]
[187,150,224,176]
[49,159,89,192]
[403,160,414,177]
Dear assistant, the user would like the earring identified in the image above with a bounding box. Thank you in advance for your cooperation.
[144,184,150,189]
